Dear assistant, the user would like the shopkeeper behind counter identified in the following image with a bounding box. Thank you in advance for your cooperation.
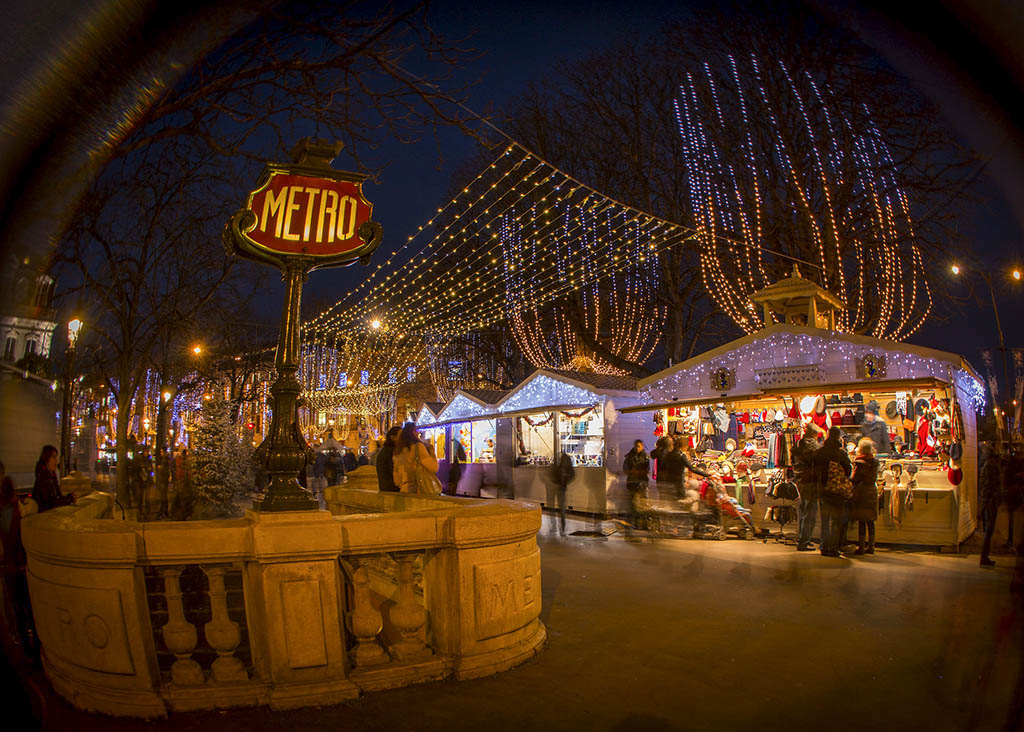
[859,400,892,454]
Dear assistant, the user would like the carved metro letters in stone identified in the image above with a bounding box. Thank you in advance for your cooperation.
[472,550,541,640]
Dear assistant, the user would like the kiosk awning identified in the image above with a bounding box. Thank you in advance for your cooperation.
[616,393,768,413]
[757,377,949,397]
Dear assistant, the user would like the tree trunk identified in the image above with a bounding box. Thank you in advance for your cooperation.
[155,381,171,518]
[115,388,132,508]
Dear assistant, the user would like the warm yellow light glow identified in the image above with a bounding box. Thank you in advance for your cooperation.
[162,391,172,402]
[192,345,203,355]
[370,319,382,330]
[1013,269,1021,281]
[950,264,960,275]
[67,318,83,347]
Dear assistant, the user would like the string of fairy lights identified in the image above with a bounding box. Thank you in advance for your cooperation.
[675,54,932,340]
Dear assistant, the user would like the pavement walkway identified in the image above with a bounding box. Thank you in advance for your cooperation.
[4,533,1022,732]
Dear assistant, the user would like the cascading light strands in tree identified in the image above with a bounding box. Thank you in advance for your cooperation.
[675,53,932,339]
[500,206,664,373]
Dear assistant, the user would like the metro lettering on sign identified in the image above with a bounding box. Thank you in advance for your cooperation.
[245,173,373,257]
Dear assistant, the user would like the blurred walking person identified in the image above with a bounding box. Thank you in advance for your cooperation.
[979,442,1003,568]
[622,440,650,533]
[552,451,576,536]
[1,475,37,660]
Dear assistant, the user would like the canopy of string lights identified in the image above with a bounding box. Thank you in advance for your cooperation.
[299,142,695,407]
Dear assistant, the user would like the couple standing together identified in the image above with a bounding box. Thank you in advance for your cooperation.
[375,423,441,494]
[793,425,880,556]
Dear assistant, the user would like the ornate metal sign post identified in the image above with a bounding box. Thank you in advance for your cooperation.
[224,138,382,511]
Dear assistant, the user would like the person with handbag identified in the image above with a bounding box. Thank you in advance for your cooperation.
[814,426,852,557]
[392,423,441,494]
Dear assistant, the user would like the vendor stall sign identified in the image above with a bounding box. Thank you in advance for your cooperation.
[855,354,887,380]
[710,367,736,392]
[755,364,822,388]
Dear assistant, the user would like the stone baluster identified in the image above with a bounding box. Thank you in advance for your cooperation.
[161,568,204,685]
[387,553,431,661]
[339,558,389,667]
[201,565,248,682]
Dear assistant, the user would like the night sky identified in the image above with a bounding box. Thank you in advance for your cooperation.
[1,1,1021,386]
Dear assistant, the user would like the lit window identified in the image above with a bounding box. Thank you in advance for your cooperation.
[24,339,37,357]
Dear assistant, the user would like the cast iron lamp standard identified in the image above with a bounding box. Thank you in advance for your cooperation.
[950,263,1021,441]
[60,318,82,475]
[225,138,382,512]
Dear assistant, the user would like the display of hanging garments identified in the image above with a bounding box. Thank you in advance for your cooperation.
[886,471,904,528]
[916,416,934,456]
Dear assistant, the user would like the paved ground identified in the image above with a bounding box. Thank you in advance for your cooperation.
[4,533,1022,732]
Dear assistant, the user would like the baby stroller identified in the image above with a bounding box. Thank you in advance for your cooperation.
[696,480,755,540]
[649,479,754,540]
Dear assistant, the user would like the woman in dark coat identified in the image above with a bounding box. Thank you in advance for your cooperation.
[849,437,880,555]
[32,445,74,513]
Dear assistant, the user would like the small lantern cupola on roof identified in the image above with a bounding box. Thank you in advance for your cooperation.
[748,264,846,330]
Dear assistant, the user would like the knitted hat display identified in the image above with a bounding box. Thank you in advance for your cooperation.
[842,408,855,425]
[947,465,963,486]
[854,405,866,425]
[832,410,843,424]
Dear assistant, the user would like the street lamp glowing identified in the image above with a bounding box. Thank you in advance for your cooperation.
[67,318,83,347]
[192,345,203,356]
[950,264,960,275]
[1013,269,1021,281]
[370,319,382,330]
[162,391,172,402]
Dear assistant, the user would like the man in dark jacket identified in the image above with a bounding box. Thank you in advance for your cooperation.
[859,401,892,454]
[553,451,576,536]
[623,440,650,530]
[657,436,711,503]
[815,426,853,556]
[978,442,1003,567]
[792,426,821,551]
[376,426,402,492]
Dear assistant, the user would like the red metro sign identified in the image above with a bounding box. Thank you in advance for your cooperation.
[225,141,382,270]
[247,172,372,256]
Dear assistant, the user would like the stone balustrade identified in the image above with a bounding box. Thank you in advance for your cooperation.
[21,488,545,718]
